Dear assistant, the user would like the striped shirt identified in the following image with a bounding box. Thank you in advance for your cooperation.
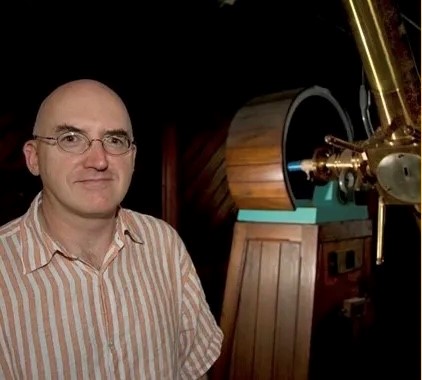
[0,191,223,380]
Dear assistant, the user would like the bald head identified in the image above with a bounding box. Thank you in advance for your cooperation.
[33,79,133,137]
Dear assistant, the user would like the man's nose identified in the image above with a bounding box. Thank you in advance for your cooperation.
[84,139,109,170]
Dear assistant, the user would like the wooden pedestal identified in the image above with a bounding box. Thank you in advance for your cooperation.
[211,219,372,380]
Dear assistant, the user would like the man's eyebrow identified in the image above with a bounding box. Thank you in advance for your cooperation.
[53,125,131,138]
[54,124,81,134]
[105,129,131,137]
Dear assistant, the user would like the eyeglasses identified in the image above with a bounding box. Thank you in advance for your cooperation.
[34,131,136,155]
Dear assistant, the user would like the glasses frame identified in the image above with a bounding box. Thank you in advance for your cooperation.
[33,131,136,156]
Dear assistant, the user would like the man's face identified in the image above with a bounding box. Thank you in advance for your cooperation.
[24,82,137,219]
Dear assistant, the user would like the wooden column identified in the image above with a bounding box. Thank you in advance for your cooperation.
[210,219,372,380]
[211,222,318,380]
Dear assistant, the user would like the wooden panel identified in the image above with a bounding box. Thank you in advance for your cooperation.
[245,223,303,241]
[231,239,300,380]
[254,241,279,379]
[313,238,365,322]
[180,122,236,229]
[215,221,375,380]
[225,146,282,165]
[226,163,285,183]
[212,191,237,227]
[227,181,293,210]
[229,181,288,200]
[226,119,283,147]
[161,124,179,228]
[231,240,260,380]
[186,143,225,201]
[294,226,319,379]
[212,222,318,380]
[231,196,293,211]
[273,241,301,379]
[183,128,223,185]
[308,221,374,380]
[318,219,372,241]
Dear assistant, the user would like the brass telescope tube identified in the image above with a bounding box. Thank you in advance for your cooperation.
[341,0,419,139]
[341,0,421,265]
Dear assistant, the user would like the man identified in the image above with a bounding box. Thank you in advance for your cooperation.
[0,79,223,379]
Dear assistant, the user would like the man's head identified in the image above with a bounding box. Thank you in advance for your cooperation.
[23,79,137,219]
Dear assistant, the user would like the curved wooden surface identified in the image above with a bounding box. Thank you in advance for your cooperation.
[225,86,355,211]
[225,89,302,210]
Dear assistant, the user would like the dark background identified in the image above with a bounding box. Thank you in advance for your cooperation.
[1,0,419,130]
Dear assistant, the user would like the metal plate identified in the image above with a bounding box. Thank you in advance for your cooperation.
[376,152,421,204]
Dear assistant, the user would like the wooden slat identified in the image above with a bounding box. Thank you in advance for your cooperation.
[226,163,285,183]
[293,226,319,380]
[273,241,301,379]
[227,181,293,210]
[232,240,260,380]
[180,122,236,229]
[227,118,283,147]
[254,241,280,379]
[225,146,281,165]
[186,142,225,201]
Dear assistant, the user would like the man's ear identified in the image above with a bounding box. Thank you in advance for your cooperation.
[131,145,137,171]
[23,140,40,176]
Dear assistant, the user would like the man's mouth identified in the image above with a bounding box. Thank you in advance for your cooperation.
[76,178,113,188]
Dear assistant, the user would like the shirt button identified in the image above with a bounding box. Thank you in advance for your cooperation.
[108,341,115,350]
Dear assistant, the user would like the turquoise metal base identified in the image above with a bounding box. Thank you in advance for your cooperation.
[237,181,368,224]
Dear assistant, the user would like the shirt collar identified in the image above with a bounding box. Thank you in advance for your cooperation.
[115,207,144,246]
[19,191,144,274]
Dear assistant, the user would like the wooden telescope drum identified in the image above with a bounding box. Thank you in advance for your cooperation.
[225,85,354,210]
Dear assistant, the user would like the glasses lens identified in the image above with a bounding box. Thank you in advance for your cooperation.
[102,135,132,155]
[57,132,89,153]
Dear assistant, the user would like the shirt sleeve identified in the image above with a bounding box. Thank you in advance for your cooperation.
[178,243,224,380]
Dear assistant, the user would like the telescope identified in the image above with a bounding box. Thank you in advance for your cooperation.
[286,0,421,264]
[212,0,420,379]
[225,0,420,265]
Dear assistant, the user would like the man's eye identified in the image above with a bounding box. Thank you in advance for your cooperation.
[59,133,83,144]
[106,136,128,146]
[110,137,123,145]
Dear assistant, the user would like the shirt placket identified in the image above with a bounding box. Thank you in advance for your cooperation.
[98,238,125,378]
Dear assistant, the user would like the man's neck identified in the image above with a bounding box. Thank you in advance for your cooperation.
[39,199,117,270]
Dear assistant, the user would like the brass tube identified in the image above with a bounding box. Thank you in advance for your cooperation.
[342,0,417,139]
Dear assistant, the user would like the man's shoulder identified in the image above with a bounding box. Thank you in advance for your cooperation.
[0,216,23,241]
[0,216,23,270]
[0,194,38,243]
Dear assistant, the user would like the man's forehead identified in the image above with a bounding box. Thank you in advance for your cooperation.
[46,87,126,115]
[34,81,132,135]
[46,79,119,101]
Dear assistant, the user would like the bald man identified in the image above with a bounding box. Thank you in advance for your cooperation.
[0,79,223,379]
